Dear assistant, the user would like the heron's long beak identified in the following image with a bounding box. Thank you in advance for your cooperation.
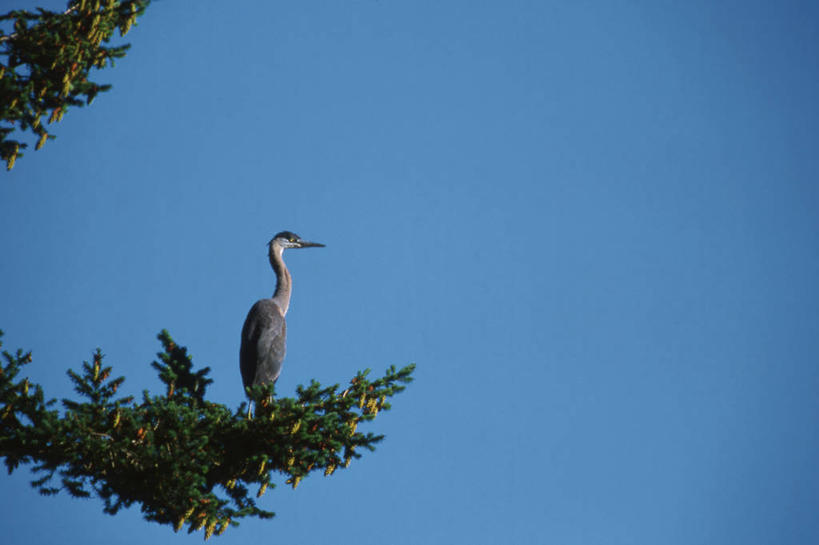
[297,240,325,248]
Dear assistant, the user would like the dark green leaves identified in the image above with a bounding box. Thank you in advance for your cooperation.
[0,0,151,170]
[151,329,213,403]
[0,329,415,539]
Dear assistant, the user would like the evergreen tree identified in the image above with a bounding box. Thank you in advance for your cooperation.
[1,0,150,170]
[0,330,415,538]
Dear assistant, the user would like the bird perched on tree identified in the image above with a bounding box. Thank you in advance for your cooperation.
[240,231,324,396]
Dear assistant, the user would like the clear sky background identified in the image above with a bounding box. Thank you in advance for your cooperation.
[2,1,819,544]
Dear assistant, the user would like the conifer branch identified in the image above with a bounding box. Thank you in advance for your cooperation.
[0,329,415,539]
[0,0,151,170]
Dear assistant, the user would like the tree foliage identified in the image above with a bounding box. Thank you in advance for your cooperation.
[0,329,415,539]
[0,0,150,170]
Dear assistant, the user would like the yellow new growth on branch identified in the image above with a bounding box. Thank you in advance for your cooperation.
[121,3,137,35]
[204,519,217,540]
[193,514,207,531]
[6,145,18,170]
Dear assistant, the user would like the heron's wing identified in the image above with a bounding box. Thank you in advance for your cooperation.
[240,299,286,390]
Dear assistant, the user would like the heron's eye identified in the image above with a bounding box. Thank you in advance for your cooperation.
[289,237,296,242]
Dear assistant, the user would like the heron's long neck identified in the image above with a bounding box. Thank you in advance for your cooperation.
[269,246,292,315]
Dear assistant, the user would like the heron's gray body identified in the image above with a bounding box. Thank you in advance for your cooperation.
[240,299,286,387]
[239,231,323,396]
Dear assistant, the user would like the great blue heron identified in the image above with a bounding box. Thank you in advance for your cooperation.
[240,231,324,396]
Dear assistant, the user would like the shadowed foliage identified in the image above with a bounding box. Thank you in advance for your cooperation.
[1,0,151,170]
[0,330,414,539]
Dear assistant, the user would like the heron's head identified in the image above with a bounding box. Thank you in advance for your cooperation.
[269,231,325,250]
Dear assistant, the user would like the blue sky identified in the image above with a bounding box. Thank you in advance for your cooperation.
[2,1,819,543]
